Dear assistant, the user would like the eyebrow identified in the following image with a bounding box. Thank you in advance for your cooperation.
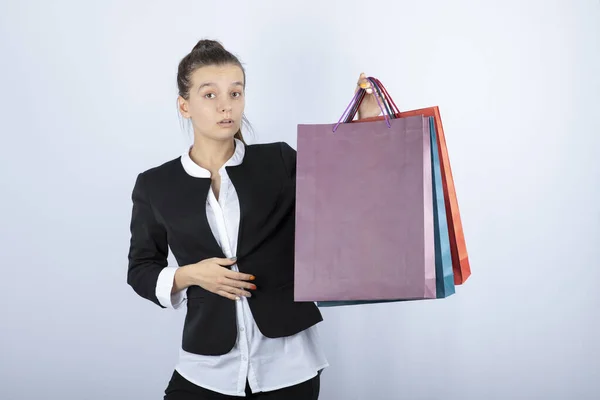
[197,81,244,92]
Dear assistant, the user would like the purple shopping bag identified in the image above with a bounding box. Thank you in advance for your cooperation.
[294,92,436,302]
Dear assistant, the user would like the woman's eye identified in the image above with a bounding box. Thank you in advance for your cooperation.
[231,92,242,98]
[205,93,216,99]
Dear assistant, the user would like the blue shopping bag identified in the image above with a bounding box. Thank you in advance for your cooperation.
[429,116,455,298]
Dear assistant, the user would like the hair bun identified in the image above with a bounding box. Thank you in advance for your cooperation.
[192,39,225,53]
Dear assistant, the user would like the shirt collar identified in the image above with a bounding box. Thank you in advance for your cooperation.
[180,138,245,178]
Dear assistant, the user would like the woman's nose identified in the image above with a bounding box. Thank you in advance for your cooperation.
[219,101,232,112]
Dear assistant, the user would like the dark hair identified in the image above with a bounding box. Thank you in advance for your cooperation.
[177,39,250,143]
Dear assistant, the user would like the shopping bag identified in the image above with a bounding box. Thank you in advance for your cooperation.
[352,78,471,285]
[294,87,437,303]
[428,116,455,297]
[315,116,454,307]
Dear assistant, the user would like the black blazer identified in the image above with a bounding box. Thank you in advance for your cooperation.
[127,141,323,356]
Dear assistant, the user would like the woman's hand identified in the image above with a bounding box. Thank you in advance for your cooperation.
[356,72,385,120]
[174,257,256,300]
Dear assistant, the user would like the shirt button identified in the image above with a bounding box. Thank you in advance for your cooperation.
[240,327,245,332]
[242,356,247,361]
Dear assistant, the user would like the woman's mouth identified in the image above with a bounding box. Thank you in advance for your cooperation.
[218,119,234,127]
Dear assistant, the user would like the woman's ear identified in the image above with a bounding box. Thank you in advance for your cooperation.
[178,96,191,119]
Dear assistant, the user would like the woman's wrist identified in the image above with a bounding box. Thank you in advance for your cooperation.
[173,265,193,293]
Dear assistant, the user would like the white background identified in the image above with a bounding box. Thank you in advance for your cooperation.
[1,0,599,399]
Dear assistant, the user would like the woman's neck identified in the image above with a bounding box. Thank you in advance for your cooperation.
[189,135,235,175]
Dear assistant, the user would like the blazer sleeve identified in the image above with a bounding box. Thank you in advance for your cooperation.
[279,141,297,181]
[127,172,169,308]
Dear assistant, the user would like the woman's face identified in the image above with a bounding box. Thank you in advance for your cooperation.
[179,63,245,141]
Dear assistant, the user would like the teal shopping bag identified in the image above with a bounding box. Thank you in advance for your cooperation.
[317,117,454,307]
[429,116,455,298]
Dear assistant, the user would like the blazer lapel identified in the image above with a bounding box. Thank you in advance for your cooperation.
[227,162,283,260]
[166,174,225,258]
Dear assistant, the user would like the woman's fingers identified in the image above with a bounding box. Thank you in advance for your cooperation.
[359,73,385,103]
[217,287,252,300]
[215,277,255,300]
[206,265,256,300]
[224,269,255,282]
[217,290,240,301]
[357,73,373,94]
[220,277,256,291]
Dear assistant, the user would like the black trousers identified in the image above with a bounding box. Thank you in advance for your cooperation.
[164,370,321,400]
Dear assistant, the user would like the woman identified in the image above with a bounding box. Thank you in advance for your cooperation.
[127,39,382,400]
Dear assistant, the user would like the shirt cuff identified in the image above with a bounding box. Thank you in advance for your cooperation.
[156,266,186,309]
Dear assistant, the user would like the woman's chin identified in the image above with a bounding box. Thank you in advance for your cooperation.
[196,129,238,142]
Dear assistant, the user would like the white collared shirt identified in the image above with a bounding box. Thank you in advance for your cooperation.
[155,139,329,397]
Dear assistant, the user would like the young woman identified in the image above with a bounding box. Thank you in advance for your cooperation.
[127,39,382,400]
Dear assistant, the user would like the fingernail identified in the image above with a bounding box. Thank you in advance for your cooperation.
[250,284,257,290]
[249,276,255,281]
[235,296,240,301]
[231,257,237,261]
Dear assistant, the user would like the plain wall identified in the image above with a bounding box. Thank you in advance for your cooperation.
[1,0,599,399]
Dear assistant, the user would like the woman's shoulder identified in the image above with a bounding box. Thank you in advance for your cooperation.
[246,140,293,150]
[244,141,296,179]
[138,156,182,179]
[132,156,186,195]
[245,141,296,161]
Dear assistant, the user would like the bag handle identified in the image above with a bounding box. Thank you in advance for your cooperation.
[370,78,400,115]
[344,78,395,124]
[332,77,391,132]
[334,88,363,130]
